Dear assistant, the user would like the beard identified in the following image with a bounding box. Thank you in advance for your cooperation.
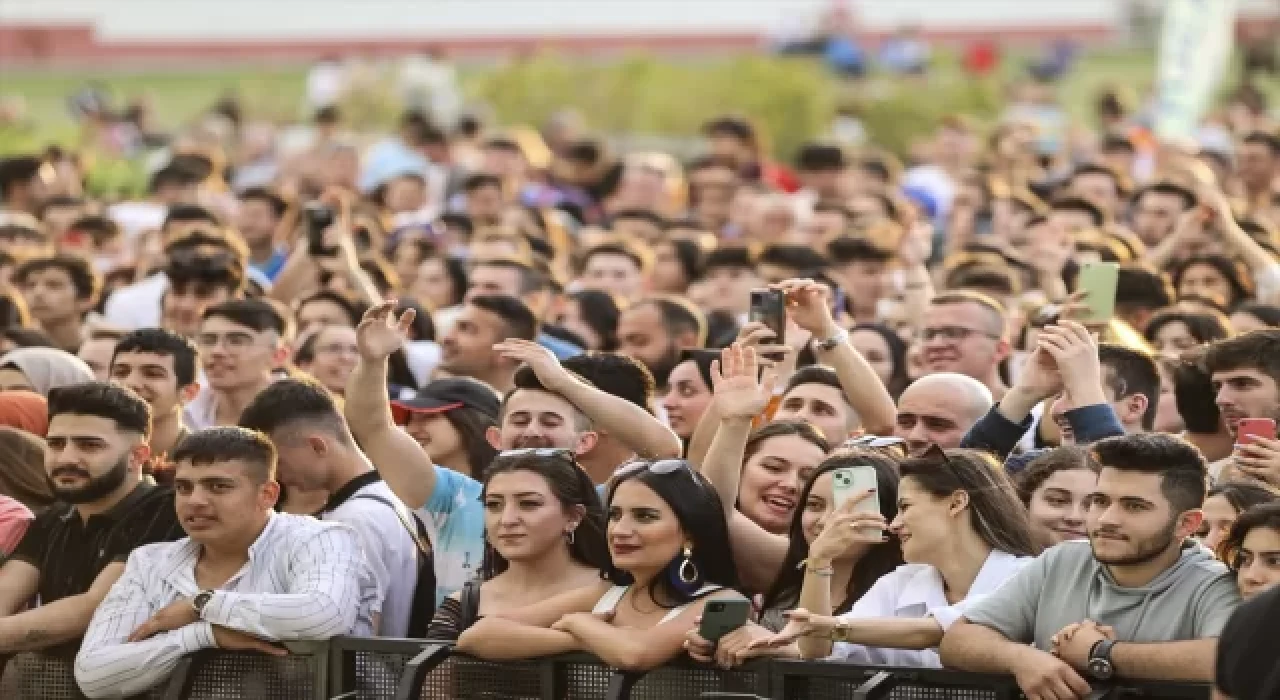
[1090,524,1178,567]
[647,345,683,389]
[47,456,130,504]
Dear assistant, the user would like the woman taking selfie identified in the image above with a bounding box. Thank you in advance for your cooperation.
[456,458,744,671]
[1013,446,1100,552]
[747,447,1036,668]
[425,448,610,640]
[685,449,904,667]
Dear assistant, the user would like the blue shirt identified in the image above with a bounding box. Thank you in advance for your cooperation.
[415,466,484,605]
[251,248,289,282]
[538,332,583,361]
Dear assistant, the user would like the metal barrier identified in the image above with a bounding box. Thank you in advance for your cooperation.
[2,639,1216,700]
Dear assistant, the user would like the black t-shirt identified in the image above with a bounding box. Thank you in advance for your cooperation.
[10,482,183,608]
[1215,583,1280,698]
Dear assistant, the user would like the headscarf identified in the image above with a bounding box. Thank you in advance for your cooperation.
[0,391,48,437]
[0,347,95,397]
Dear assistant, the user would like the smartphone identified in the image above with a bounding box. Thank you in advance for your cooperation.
[303,202,337,257]
[1076,261,1119,324]
[1238,418,1277,445]
[697,598,752,644]
[748,288,786,345]
[833,466,881,537]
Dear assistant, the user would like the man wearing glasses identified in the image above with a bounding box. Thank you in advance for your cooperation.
[919,291,1011,400]
[185,299,289,430]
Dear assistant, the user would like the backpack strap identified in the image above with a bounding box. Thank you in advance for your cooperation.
[350,493,432,558]
[459,579,483,630]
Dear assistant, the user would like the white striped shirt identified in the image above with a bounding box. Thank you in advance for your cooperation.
[75,512,377,699]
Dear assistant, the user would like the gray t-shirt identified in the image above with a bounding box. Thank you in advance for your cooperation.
[961,540,1240,650]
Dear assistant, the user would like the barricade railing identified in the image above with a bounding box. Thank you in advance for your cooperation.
[1,638,1216,700]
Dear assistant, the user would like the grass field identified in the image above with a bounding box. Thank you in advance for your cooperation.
[0,46,1268,196]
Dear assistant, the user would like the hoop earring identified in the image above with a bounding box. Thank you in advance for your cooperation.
[678,544,699,584]
[565,529,575,545]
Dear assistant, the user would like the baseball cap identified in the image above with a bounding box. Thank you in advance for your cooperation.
[391,377,501,425]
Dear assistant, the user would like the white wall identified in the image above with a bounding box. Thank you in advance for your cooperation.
[0,0,1124,40]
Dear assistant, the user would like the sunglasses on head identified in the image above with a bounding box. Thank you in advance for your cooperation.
[841,435,906,449]
[613,458,691,481]
[496,447,577,463]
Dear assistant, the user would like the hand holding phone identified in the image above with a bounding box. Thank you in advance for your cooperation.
[1237,418,1277,445]
[697,599,752,645]
[1076,262,1119,324]
[749,289,786,345]
[832,467,882,538]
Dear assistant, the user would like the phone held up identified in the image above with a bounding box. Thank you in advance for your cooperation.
[749,288,786,360]
[1237,418,1277,445]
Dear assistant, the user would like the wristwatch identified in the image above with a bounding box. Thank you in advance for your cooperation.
[1087,639,1117,681]
[830,619,854,643]
[813,328,849,352]
[191,590,215,619]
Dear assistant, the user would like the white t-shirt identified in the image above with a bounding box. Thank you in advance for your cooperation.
[103,273,167,329]
[830,549,1030,668]
[107,201,167,239]
[319,474,420,638]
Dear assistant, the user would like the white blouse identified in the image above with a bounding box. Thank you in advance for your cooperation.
[829,549,1030,668]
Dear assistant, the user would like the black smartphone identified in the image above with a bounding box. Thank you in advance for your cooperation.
[303,202,338,257]
[748,288,786,346]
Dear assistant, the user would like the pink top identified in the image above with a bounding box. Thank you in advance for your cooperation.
[0,494,33,556]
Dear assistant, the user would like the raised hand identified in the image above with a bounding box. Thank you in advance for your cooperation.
[1037,320,1102,400]
[709,344,777,421]
[776,278,838,338]
[495,338,572,393]
[355,300,413,361]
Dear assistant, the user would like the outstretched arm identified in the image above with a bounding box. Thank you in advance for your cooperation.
[346,301,437,509]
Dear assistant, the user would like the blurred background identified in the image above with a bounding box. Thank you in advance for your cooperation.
[1,0,1278,197]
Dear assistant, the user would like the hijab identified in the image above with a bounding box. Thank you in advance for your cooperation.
[0,347,95,396]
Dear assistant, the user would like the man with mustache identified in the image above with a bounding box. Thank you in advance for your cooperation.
[615,296,706,391]
[941,433,1240,698]
[1206,329,1280,486]
[0,382,183,655]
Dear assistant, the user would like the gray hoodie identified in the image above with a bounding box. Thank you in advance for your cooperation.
[960,540,1240,650]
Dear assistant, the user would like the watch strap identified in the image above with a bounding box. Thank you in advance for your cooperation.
[814,328,849,351]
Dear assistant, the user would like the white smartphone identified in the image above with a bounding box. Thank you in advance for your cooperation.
[832,466,881,536]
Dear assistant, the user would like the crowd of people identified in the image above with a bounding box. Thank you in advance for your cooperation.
[1,62,1280,699]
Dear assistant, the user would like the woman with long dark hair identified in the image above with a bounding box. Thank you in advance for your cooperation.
[750,447,1036,668]
[458,459,746,671]
[685,449,904,667]
[425,449,609,640]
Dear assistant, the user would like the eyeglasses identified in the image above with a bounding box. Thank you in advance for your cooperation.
[196,331,259,351]
[841,435,906,449]
[613,458,690,481]
[920,326,1001,342]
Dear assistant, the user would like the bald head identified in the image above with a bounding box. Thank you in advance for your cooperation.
[893,373,993,456]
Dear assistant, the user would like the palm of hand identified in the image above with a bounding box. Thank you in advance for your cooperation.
[716,376,767,418]
[358,324,404,359]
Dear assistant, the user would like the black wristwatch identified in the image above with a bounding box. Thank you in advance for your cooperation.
[191,590,215,619]
[1087,639,1117,681]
